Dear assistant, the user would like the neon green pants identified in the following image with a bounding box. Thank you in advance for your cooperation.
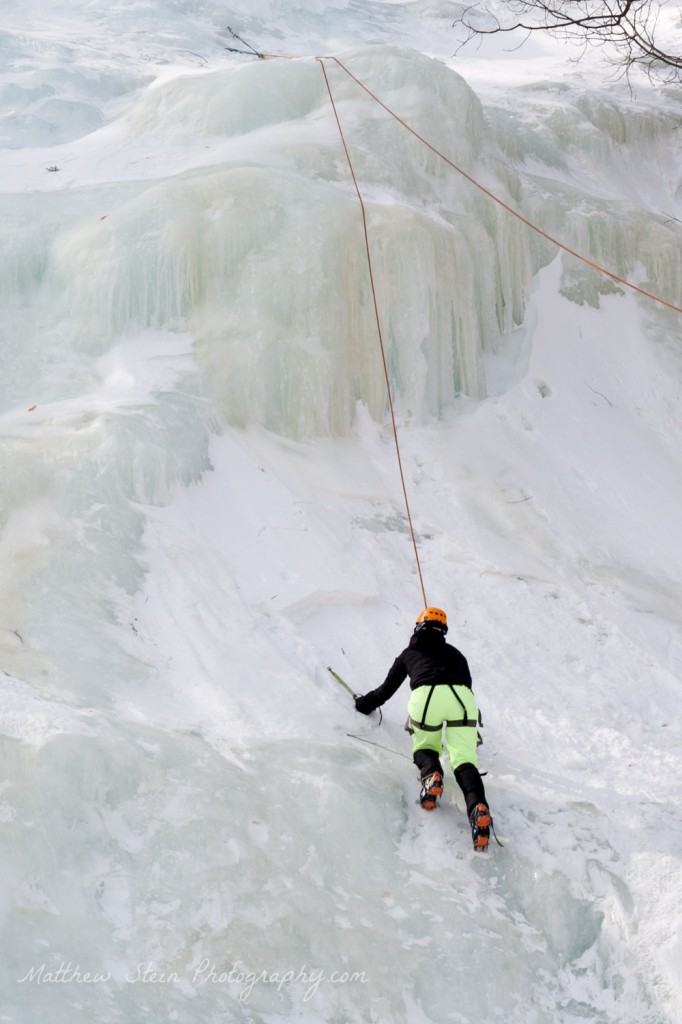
[407,684,479,771]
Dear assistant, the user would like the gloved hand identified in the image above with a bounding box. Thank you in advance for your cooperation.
[354,693,376,715]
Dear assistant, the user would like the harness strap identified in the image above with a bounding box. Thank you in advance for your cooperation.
[447,682,469,720]
[418,684,436,729]
[412,680,479,733]
[409,717,479,731]
[414,681,480,734]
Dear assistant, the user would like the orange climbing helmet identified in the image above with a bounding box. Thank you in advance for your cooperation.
[415,607,448,632]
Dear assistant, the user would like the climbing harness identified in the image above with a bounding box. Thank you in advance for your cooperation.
[414,682,476,730]
[408,683,482,748]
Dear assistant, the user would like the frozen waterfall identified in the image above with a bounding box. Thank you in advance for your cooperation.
[1,2,682,1023]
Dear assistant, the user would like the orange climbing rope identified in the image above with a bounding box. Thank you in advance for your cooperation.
[258,48,682,316]
[317,57,429,608]
[250,45,682,606]
[324,55,682,317]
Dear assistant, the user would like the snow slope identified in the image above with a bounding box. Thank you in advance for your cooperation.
[1,2,681,1022]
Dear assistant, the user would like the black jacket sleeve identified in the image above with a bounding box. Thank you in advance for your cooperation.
[355,655,407,713]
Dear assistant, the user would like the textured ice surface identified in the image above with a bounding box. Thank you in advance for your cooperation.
[1,2,682,1023]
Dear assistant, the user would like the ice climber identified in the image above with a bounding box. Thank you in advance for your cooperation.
[354,607,493,850]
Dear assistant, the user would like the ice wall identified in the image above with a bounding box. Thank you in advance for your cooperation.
[3,30,682,733]
[2,10,682,1022]
[3,48,540,436]
[483,82,682,303]
[5,45,682,439]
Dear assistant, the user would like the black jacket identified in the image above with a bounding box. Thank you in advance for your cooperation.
[356,629,472,715]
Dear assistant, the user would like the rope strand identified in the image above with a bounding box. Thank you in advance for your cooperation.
[257,48,681,315]
[318,57,429,607]
[326,56,682,316]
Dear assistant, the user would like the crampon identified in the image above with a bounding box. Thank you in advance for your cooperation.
[419,771,444,810]
[470,802,491,851]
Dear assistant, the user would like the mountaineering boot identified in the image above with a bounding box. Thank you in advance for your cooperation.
[469,802,491,850]
[454,762,487,813]
[419,771,444,810]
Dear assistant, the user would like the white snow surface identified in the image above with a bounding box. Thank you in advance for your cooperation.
[1,2,682,1022]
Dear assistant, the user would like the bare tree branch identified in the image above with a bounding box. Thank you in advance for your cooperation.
[456,1,682,82]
